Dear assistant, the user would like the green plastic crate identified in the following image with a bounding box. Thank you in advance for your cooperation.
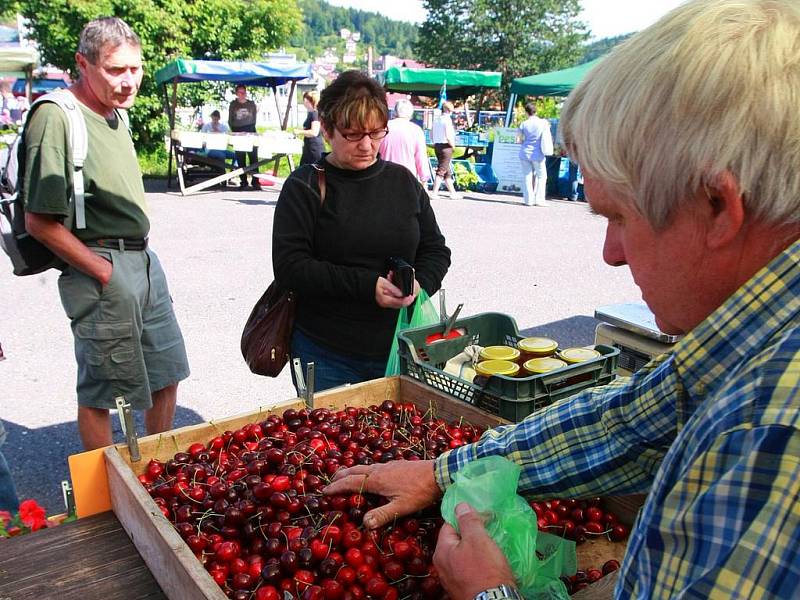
[397,312,619,422]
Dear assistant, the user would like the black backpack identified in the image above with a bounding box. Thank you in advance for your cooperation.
[0,89,88,276]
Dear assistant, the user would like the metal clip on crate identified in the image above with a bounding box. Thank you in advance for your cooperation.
[292,359,316,408]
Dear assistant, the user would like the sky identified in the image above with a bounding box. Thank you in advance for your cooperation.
[325,0,688,40]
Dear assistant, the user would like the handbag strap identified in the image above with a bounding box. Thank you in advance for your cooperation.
[311,163,326,204]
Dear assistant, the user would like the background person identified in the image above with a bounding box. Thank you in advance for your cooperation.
[517,102,553,207]
[272,70,451,393]
[22,17,190,450]
[296,91,324,166]
[379,99,429,183]
[0,345,19,513]
[228,84,260,189]
[200,109,229,134]
[325,1,800,598]
[431,101,460,200]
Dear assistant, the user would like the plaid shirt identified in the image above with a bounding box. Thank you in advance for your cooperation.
[435,239,800,598]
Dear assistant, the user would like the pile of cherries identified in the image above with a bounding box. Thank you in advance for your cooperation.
[137,401,484,599]
[530,498,628,595]
[530,498,629,545]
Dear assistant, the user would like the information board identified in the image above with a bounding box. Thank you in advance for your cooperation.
[490,127,524,194]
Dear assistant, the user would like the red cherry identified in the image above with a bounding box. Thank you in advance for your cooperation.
[602,559,621,575]
[586,506,604,523]
[609,524,629,542]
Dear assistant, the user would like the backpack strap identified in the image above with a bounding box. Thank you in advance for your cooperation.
[30,89,88,230]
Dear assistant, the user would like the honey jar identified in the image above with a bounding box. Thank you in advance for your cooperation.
[473,359,520,387]
[517,337,558,362]
[479,345,521,364]
[558,347,602,364]
[522,357,567,376]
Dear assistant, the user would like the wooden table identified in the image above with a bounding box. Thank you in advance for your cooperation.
[0,511,165,599]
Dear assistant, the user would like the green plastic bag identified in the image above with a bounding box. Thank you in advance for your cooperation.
[440,456,576,599]
[385,289,440,376]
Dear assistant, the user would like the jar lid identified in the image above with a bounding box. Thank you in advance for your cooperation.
[480,345,521,362]
[517,337,558,354]
[559,347,602,364]
[523,357,567,374]
[475,359,520,377]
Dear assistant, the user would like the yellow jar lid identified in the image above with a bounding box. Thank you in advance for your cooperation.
[475,359,520,377]
[523,357,567,374]
[480,346,521,362]
[517,337,558,354]
[559,347,602,364]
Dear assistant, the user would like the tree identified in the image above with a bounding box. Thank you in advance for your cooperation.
[416,0,588,101]
[20,0,302,150]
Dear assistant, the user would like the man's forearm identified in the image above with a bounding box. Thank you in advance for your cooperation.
[25,213,112,284]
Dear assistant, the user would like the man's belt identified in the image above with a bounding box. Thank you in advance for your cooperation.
[87,238,148,251]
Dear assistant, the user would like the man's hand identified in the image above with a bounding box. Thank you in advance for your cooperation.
[434,503,516,600]
[25,212,113,284]
[323,460,441,529]
[375,276,419,309]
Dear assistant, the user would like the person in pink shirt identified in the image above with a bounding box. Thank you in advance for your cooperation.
[379,99,429,183]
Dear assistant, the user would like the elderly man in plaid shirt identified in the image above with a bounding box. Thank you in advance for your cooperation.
[326,1,800,599]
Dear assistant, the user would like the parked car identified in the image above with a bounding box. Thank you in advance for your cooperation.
[12,77,70,101]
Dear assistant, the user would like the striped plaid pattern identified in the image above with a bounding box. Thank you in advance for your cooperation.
[435,239,800,598]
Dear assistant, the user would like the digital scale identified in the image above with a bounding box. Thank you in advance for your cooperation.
[594,302,681,376]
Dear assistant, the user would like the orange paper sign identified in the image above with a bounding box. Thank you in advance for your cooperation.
[68,447,111,517]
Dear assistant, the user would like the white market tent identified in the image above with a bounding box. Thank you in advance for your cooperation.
[0,46,40,100]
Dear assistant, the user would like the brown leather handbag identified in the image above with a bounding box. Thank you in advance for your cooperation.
[240,167,326,377]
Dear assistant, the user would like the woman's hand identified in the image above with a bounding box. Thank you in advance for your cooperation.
[375,276,420,309]
[434,503,516,600]
[323,460,442,529]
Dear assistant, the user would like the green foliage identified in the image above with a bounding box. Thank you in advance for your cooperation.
[20,0,302,151]
[137,144,302,180]
[453,162,479,190]
[416,0,588,102]
[292,0,418,59]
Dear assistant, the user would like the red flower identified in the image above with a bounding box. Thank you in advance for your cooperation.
[0,510,12,527]
[18,499,47,531]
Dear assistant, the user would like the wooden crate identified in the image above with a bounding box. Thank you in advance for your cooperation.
[103,375,639,600]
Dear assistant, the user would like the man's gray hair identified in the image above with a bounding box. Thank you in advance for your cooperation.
[561,0,800,229]
[394,99,414,119]
[78,17,141,64]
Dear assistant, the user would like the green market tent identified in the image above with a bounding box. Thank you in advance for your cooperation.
[0,45,39,78]
[155,58,313,189]
[510,57,604,97]
[155,58,312,88]
[381,67,502,99]
[504,57,605,126]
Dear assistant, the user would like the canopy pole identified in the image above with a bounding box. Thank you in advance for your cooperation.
[272,80,298,176]
[475,90,485,128]
[504,93,517,127]
[166,82,179,189]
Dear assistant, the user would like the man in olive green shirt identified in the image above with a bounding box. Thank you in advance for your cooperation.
[21,17,189,450]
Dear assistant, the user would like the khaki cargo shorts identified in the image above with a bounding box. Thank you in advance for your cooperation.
[57,247,190,410]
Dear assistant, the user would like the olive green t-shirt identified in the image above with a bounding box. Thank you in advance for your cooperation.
[21,101,149,241]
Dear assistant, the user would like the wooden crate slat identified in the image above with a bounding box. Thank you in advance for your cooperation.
[105,447,226,600]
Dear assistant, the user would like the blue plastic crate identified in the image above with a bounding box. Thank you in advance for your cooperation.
[474,162,499,193]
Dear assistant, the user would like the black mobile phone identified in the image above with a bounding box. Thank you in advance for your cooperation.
[386,257,414,297]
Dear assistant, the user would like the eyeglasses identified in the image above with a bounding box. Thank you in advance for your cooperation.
[337,127,389,142]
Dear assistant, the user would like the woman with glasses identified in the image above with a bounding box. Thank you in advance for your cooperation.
[272,70,451,393]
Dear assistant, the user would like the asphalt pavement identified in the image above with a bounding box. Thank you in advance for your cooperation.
[0,178,642,514]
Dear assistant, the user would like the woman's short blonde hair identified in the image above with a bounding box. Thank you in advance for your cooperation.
[318,70,387,133]
[561,0,800,229]
[303,91,319,108]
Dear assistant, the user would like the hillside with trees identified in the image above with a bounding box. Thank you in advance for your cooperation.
[291,0,418,60]
[581,33,634,63]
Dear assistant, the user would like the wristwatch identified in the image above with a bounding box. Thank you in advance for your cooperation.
[473,584,524,600]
